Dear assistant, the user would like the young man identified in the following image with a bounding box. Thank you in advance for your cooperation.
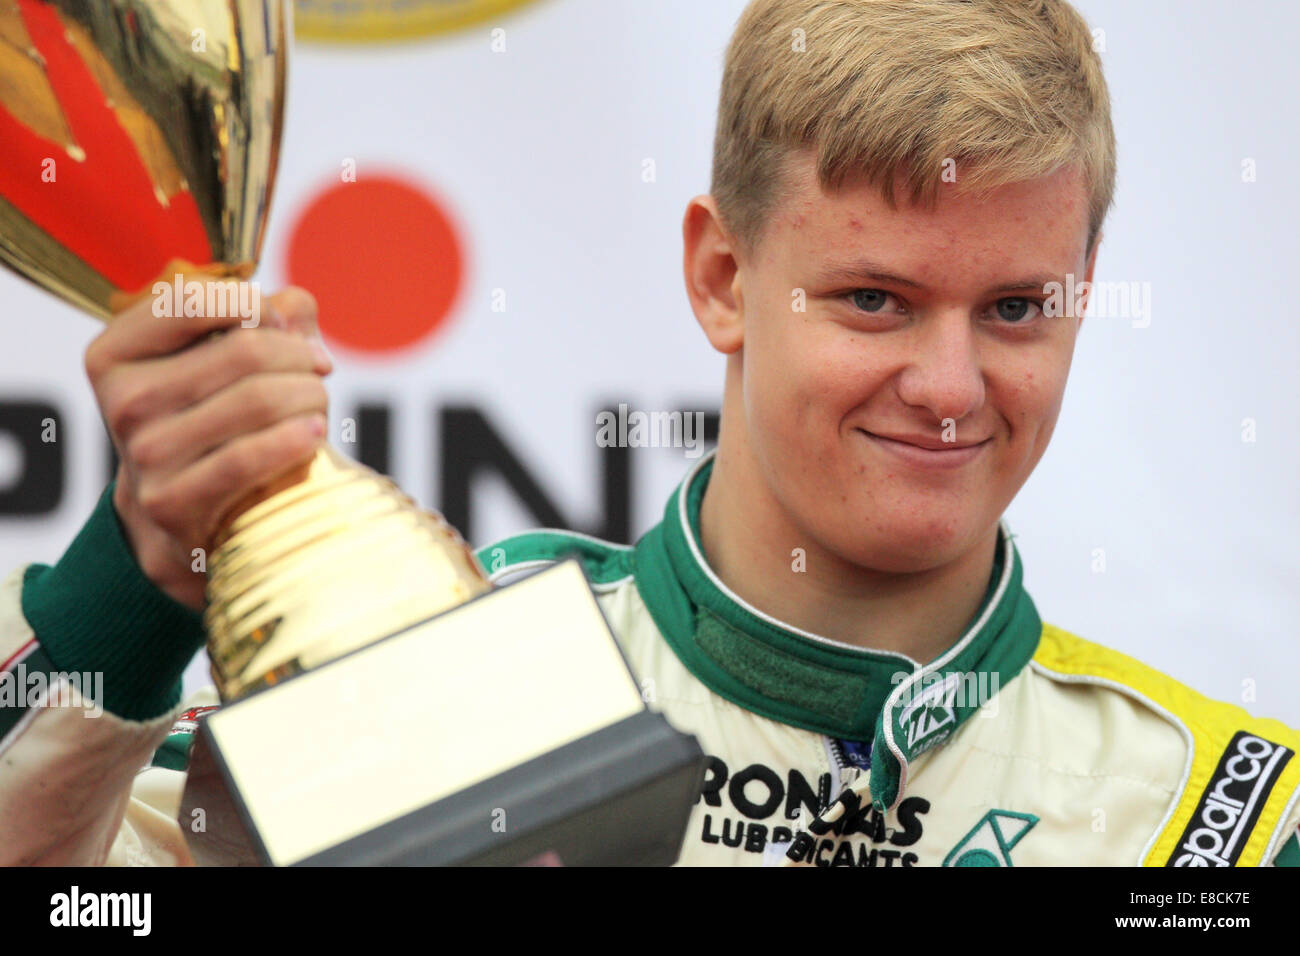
[2,0,1298,866]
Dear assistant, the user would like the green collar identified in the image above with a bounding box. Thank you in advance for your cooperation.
[631,450,1042,811]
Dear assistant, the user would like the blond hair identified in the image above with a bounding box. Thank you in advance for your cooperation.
[711,0,1116,259]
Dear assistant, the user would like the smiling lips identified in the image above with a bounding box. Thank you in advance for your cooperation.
[858,429,991,469]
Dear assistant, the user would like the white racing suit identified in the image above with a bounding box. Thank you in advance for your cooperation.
[3,450,1299,866]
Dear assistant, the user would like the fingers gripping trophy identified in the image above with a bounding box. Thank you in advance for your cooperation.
[0,0,702,866]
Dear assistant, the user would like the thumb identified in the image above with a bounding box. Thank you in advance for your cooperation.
[266,286,333,373]
[267,286,321,339]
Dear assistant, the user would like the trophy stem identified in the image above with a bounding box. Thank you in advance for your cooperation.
[204,444,491,702]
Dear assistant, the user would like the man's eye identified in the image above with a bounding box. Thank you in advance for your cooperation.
[848,288,901,313]
[993,297,1043,323]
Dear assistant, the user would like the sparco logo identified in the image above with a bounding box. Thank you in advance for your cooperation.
[1168,731,1293,867]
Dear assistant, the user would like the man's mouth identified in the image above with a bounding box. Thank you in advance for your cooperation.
[857,429,991,469]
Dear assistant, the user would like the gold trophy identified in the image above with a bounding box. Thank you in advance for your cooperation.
[0,0,702,865]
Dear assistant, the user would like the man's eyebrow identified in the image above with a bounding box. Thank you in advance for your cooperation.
[812,257,1063,294]
[813,258,926,289]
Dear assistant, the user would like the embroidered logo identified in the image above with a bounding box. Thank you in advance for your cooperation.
[1168,731,1294,867]
[943,810,1038,867]
[898,672,962,753]
[169,705,220,736]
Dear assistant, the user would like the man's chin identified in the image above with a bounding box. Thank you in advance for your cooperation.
[827,516,991,575]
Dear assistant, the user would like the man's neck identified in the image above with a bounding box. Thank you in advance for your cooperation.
[696,445,1000,665]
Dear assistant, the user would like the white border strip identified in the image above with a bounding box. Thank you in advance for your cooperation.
[0,689,47,758]
[489,527,633,553]
[1028,660,1195,865]
[0,637,38,674]
[484,527,634,588]
[487,559,554,585]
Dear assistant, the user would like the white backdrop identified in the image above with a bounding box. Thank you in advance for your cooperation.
[0,0,1296,722]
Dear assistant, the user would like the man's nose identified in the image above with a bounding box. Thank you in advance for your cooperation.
[894,311,986,426]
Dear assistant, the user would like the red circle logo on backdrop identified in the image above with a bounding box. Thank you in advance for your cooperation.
[284,174,465,355]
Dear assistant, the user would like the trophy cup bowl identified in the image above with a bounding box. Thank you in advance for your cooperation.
[0,0,703,866]
[0,0,490,698]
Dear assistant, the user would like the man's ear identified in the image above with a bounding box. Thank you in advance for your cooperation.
[682,195,744,355]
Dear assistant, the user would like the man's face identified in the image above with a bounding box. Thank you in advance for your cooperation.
[733,151,1097,573]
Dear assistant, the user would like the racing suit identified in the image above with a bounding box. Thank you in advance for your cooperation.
[3,449,1299,866]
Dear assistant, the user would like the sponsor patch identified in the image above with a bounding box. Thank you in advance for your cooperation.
[693,755,929,865]
[898,672,961,753]
[943,809,1038,867]
[170,705,220,736]
[149,705,222,772]
[1168,731,1294,867]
